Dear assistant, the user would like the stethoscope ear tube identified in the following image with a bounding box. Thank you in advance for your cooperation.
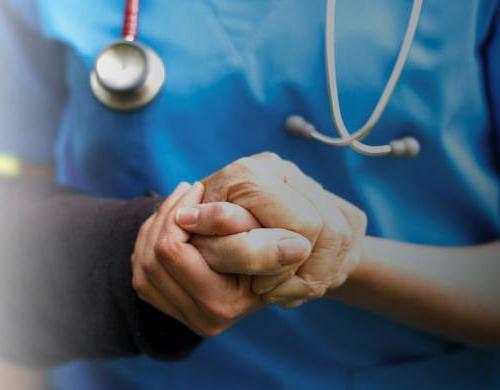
[286,0,423,158]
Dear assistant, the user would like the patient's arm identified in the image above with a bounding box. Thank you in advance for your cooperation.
[0,177,200,368]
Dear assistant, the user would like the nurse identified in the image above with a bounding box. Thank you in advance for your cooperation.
[0,1,499,389]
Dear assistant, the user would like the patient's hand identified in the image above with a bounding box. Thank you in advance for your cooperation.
[132,182,310,336]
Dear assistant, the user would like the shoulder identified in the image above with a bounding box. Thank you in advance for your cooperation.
[1,0,42,33]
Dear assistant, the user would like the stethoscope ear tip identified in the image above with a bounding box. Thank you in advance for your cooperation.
[285,115,315,139]
[389,137,421,158]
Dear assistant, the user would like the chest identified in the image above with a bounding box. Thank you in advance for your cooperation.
[37,2,485,98]
[32,0,498,245]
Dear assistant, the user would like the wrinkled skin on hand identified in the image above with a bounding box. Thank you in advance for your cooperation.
[200,152,367,308]
[132,183,260,337]
[132,180,312,336]
[132,152,367,336]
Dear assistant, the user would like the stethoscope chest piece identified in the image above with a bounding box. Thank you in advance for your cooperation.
[90,0,165,111]
[91,40,166,111]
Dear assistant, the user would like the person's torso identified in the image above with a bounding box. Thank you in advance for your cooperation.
[30,0,500,388]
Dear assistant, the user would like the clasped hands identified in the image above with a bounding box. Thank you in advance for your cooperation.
[132,153,367,337]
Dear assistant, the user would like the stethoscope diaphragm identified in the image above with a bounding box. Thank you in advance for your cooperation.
[91,40,165,111]
[90,0,165,111]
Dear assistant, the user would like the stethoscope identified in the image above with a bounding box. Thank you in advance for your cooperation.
[90,0,165,111]
[91,0,423,157]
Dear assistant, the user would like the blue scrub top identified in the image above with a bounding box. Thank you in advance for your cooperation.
[2,0,500,388]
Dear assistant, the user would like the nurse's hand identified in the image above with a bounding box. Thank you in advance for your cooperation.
[192,152,367,307]
[131,181,311,336]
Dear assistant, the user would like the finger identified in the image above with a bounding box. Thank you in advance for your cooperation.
[263,271,336,304]
[262,275,309,304]
[176,202,260,236]
[132,265,187,326]
[251,267,298,295]
[158,239,259,321]
[202,157,323,244]
[280,299,307,309]
[279,167,356,269]
[253,202,348,297]
[157,182,192,218]
[333,194,367,274]
[146,182,192,249]
[191,228,311,275]
[157,236,245,303]
[263,225,350,304]
[158,182,205,244]
[140,259,224,333]
[157,182,262,318]
[156,183,228,293]
[156,182,257,314]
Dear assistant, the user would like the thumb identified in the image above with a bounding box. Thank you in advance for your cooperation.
[191,229,312,275]
[176,202,260,236]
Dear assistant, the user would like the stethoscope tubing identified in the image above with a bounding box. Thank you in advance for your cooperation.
[96,0,423,157]
[122,0,140,41]
[323,0,423,155]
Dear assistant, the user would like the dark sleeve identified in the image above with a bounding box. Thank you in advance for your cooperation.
[0,177,201,368]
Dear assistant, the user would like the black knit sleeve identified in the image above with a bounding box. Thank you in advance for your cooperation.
[0,177,201,368]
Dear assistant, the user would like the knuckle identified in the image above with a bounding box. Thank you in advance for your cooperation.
[197,323,227,338]
[281,160,301,176]
[307,284,327,299]
[336,229,353,257]
[220,164,235,180]
[282,159,323,191]
[300,212,324,241]
[154,238,171,258]
[330,272,348,289]
[154,238,182,263]
[337,228,352,246]
[353,207,368,231]
[243,249,267,274]
[236,160,260,179]
[203,301,239,323]
[141,258,158,274]
[237,236,263,274]
[219,161,255,189]
[137,223,147,238]
[284,267,299,281]
[209,203,232,230]
[138,215,154,235]
[229,158,253,175]
[258,151,282,162]
[301,277,328,300]
[242,256,259,274]
[132,274,147,296]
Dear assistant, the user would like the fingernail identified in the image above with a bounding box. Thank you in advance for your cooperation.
[173,182,191,193]
[277,236,310,265]
[192,181,204,190]
[176,207,200,226]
